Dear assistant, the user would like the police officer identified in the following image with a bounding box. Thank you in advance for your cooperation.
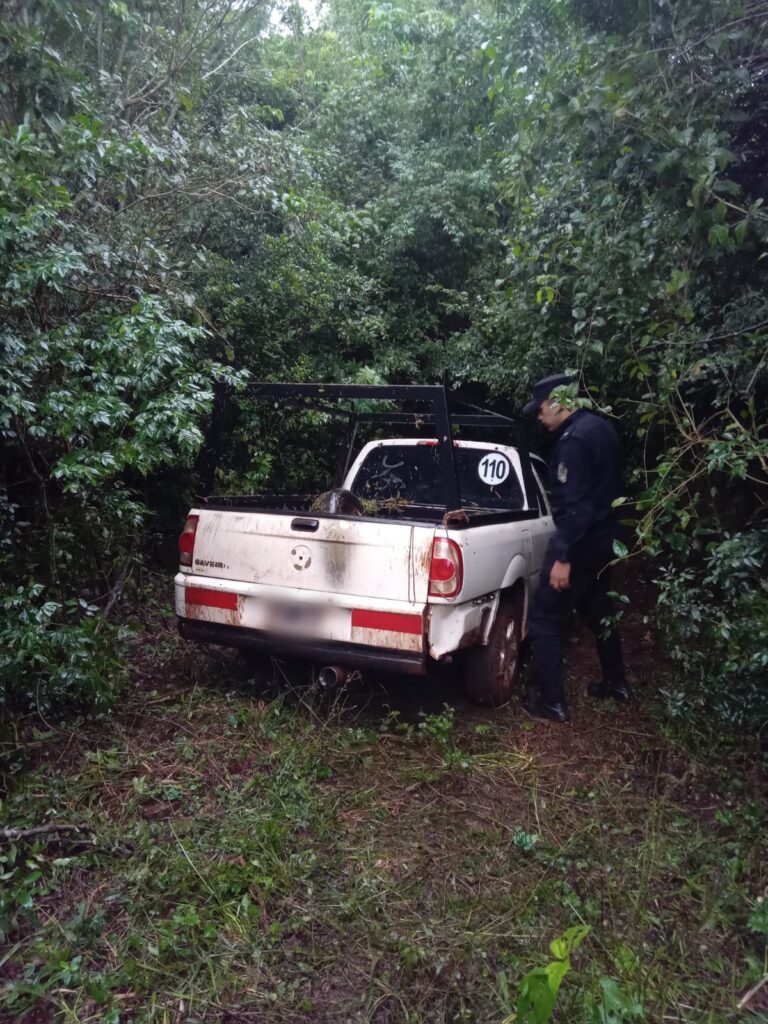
[522,374,632,722]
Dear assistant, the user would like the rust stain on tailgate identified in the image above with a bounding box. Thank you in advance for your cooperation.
[351,627,423,653]
[185,595,241,627]
[417,542,433,576]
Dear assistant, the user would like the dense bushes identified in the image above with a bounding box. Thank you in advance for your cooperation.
[0,0,766,729]
[657,533,768,732]
[0,585,127,715]
[307,0,768,730]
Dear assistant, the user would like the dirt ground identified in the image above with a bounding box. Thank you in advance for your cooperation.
[1,570,766,1024]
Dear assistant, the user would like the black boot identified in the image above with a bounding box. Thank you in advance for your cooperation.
[521,693,570,722]
[587,679,633,702]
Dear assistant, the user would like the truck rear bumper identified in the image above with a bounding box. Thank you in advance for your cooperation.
[175,573,427,653]
[177,617,427,675]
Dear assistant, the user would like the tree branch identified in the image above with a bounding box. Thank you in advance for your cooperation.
[202,35,260,79]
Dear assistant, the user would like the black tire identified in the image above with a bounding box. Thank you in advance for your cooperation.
[462,590,523,707]
[311,489,364,515]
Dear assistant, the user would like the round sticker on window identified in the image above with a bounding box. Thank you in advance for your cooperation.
[478,452,511,485]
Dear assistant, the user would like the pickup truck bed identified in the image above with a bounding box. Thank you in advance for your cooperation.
[176,438,554,705]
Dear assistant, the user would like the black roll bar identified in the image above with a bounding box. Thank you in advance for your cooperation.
[235,382,535,514]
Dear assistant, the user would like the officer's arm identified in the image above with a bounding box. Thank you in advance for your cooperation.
[551,438,596,562]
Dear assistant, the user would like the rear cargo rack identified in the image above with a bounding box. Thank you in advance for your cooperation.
[205,382,537,515]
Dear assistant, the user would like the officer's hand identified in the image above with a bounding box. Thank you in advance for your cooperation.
[550,560,571,591]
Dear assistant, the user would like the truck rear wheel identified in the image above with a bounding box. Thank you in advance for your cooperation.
[462,591,523,707]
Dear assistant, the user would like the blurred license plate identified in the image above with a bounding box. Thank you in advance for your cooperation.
[263,601,347,639]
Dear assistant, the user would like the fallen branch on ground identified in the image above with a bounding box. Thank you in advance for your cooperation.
[0,823,133,856]
[0,823,90,841]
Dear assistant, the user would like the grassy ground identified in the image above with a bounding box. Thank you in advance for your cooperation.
[1,593,766,1023]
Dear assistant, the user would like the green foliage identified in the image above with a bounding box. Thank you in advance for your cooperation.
[0,585,127,713]
[312,0,768,733]
[587,977,645,1023]
[417,703,456,745]
[0,585,129,712]
[0,1,267,710]
[549,380,594,413]
[512,827,540,851]
[656,532,768,728]
[505,927,646,1024]
[516,925,591,1024]
[0,844,51,942]
[748,898,768,936]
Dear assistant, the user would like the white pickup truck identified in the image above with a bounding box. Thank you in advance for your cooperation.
[175,385,555,705]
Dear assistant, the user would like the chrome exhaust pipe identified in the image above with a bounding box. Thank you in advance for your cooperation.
[318,665,349,687]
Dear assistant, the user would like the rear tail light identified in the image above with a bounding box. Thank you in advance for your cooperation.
[179,515,199,567]
[428,537,463,598]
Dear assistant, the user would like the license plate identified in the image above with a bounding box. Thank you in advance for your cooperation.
[260,600,350,641]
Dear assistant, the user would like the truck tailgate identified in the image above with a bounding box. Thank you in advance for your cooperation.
[188,509,434,603]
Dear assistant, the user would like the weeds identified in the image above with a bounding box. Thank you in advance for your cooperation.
[0,655,765,1023]
[513,925,591,1023]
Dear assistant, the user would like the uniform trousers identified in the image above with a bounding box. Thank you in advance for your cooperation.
[529,530,625,706]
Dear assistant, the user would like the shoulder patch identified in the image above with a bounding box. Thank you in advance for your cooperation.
[557,461,568,483]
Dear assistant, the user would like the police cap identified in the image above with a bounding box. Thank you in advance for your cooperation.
[523,373,576,417]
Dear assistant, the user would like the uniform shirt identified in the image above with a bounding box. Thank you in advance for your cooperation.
[548,408,621,562]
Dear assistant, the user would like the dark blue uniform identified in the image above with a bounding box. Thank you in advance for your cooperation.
[548,409,622,560]
[530,409,626,705]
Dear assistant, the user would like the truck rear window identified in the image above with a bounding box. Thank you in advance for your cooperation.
[352,445,525,510]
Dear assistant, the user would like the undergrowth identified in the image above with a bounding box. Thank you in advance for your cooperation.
[0,651,766,1023]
